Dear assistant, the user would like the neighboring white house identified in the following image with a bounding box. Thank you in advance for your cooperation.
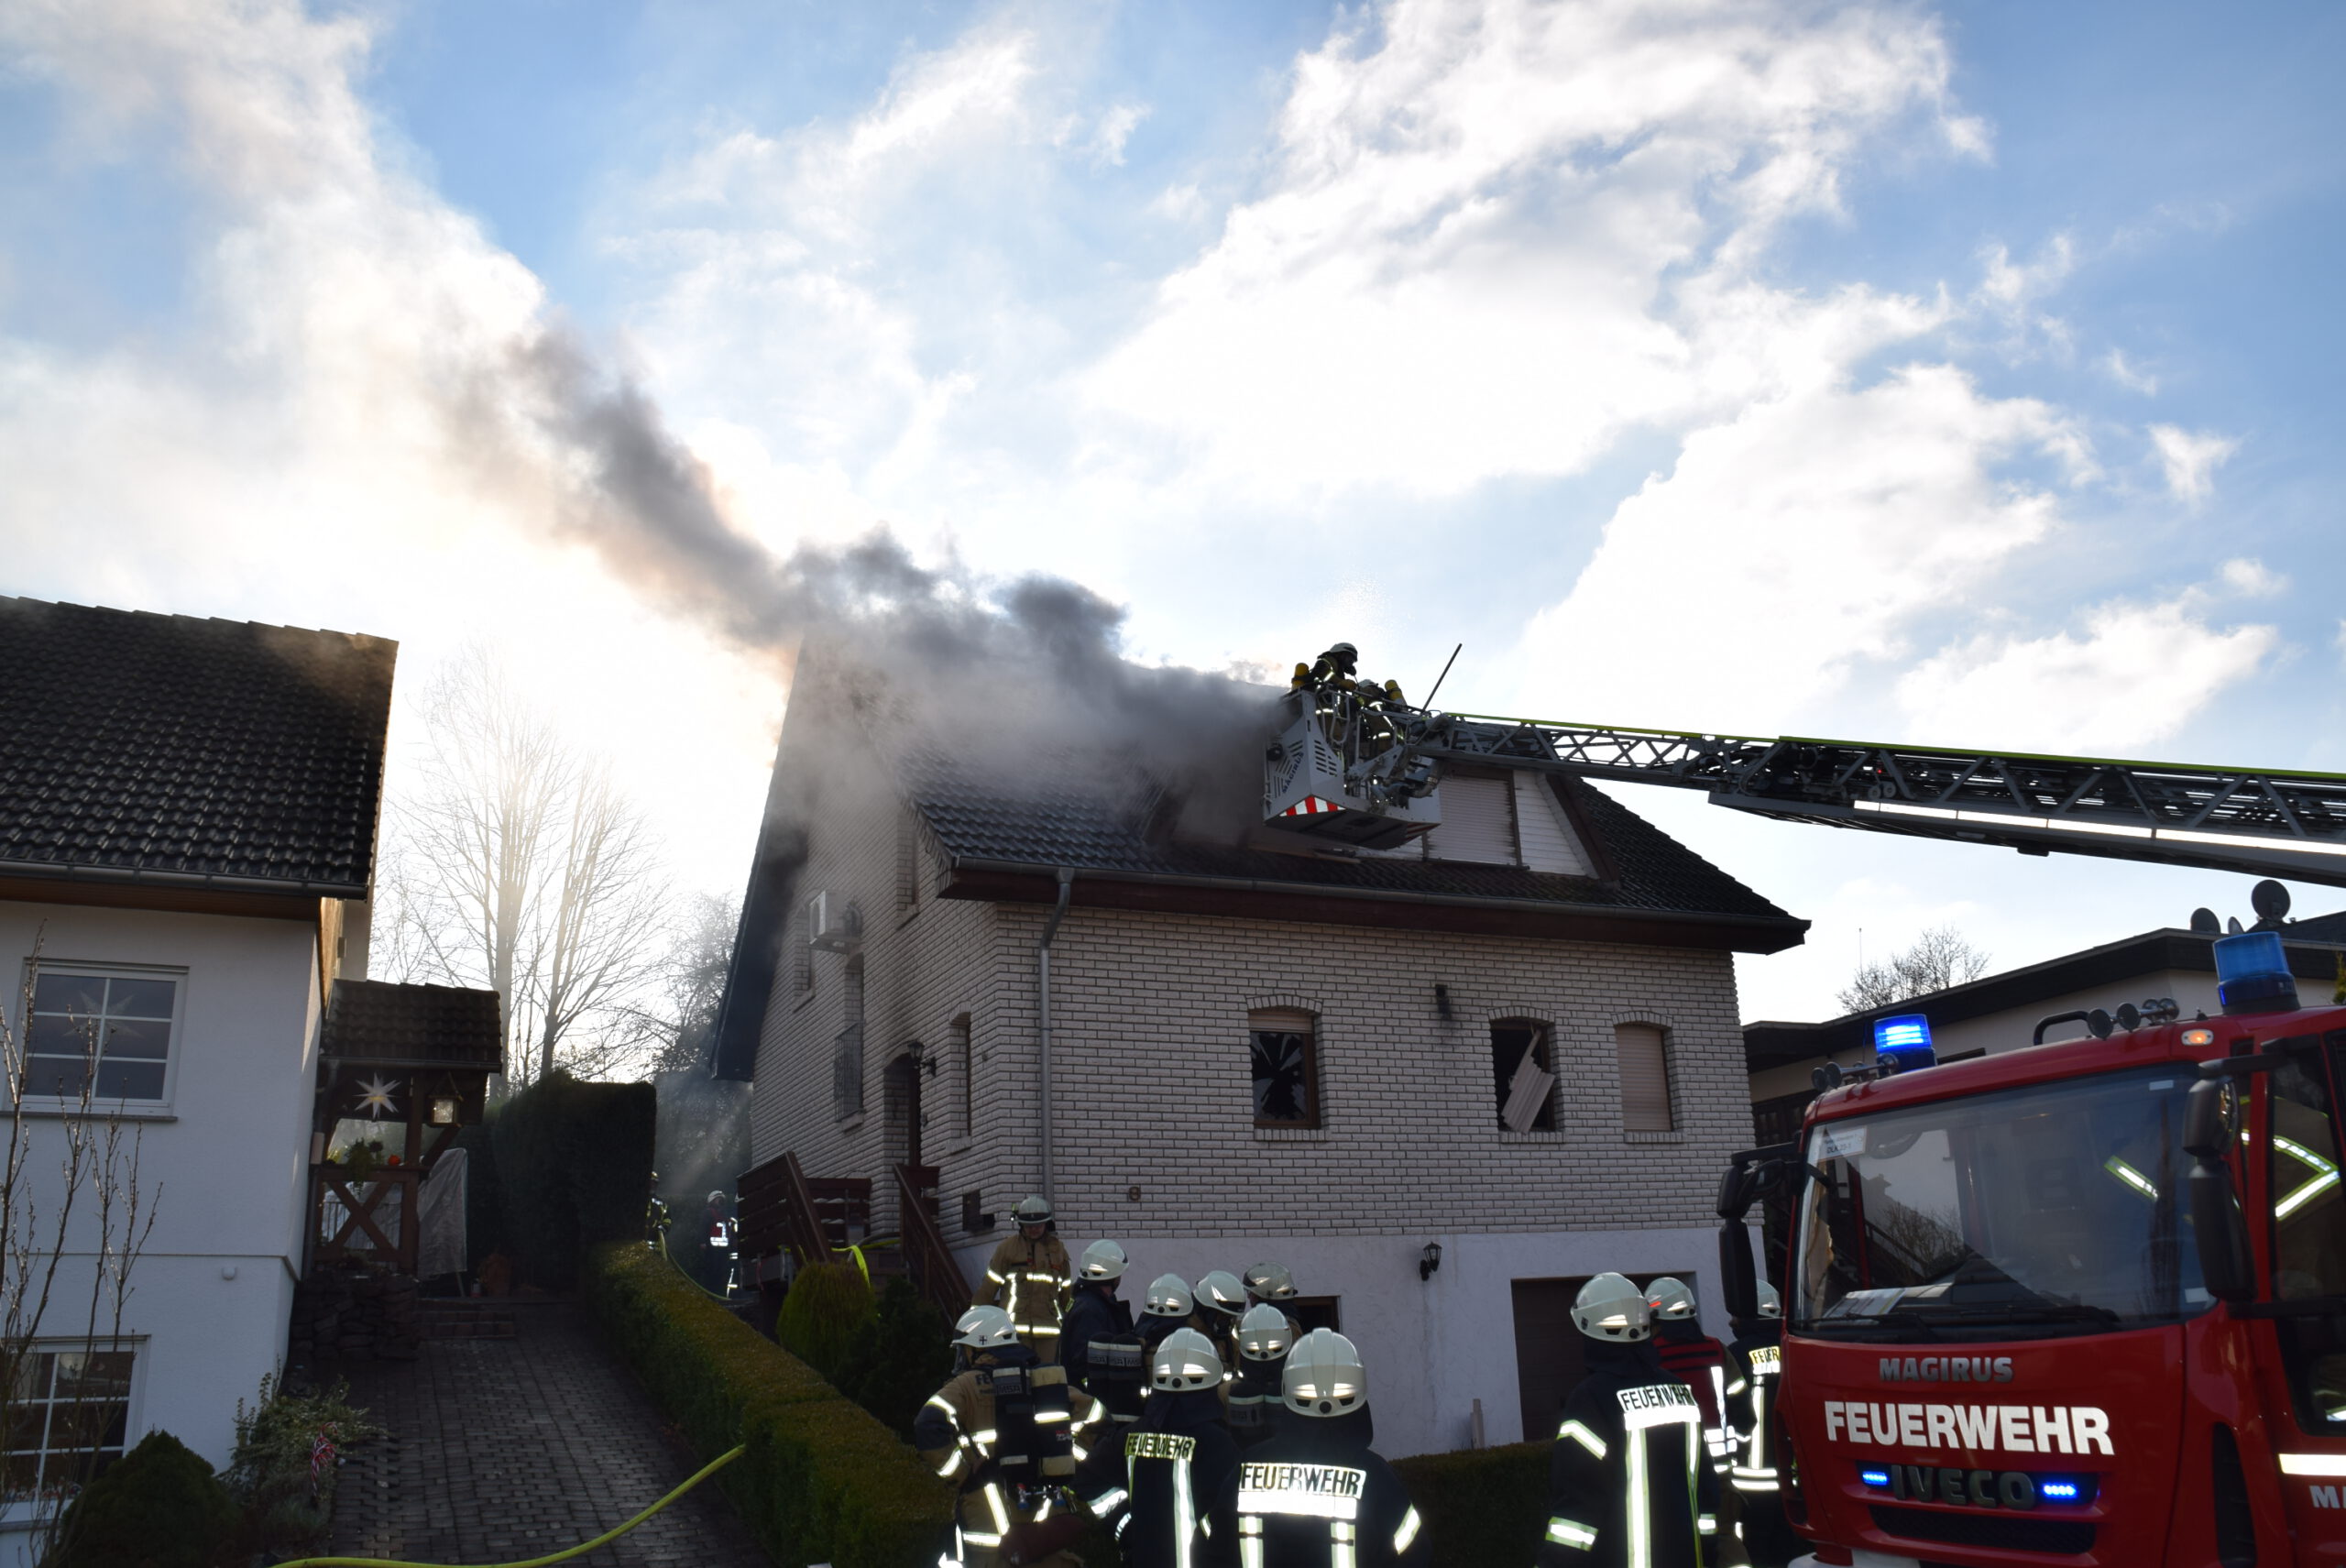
[712,653,1810,1456]
[0,597,394,1548]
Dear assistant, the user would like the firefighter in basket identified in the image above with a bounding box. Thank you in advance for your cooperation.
[1080,1327,1242,1568]
[916,1305,1105,1568]
[1290,642,1359,696]
[1537,1274,1734,1568]
[976,1195,1073,1364]
[1225,1303,1295,1450]
[1064,1239,1146,1430]
[1203,1329,1424,1567]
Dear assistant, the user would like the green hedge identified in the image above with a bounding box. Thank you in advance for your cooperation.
[1390,1441,1551,1567]
[585,1243,953,1568]
[492,1075,655,1289]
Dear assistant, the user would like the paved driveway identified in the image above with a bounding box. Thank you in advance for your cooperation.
[328,1299,769,1567]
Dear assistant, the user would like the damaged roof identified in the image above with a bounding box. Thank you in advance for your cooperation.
[322,980,505,1072]
[0,597,396,900]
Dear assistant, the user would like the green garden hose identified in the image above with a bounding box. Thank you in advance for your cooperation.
[274,1443,744,1568]
[656,1230,740,1303]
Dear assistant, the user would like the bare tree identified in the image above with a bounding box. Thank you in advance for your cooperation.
[382,652,673,1085]
[1837,925,1993,1014]
[1,935,160,1550]
[644,892,739,1078]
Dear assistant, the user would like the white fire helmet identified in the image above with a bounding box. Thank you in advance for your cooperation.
[1143,1274,1194,1320]
[1196,1270,1247,1319]
[1283,1329,1367,1419]
[1237,1303,1294,1363]
[1078,1240,1128,1283]
[1646,1277,1696,1321]
[1150,1328,1223,1393]
[1758,1281,1781,1319]
[1014,1195,1053,1226]
[1572,1274,1651,1343]
[1243,1261,1298,1302]
[954,1305,1021,1350]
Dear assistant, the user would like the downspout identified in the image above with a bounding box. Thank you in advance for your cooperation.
[1038,868,1075,1206]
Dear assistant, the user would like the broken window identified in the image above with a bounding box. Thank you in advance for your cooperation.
[1616,1023,1674,1132]
[1491,1020,1556,1132]
[1249,1008,1321,1129]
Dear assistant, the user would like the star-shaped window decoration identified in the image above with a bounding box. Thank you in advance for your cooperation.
[354,1074,400,1121]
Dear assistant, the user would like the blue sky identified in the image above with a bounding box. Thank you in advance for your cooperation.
[5,0,2344,1022]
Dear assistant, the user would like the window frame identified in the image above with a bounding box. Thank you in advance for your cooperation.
[1614,1020,1676,1134]
[953,1013,975,1143]
[1248,1009,1323,1131]
[1489,1018,1558,1132]
[0,1336,145,1525]
[12,962,186,1113]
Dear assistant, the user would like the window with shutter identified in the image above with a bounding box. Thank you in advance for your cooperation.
[1424,772,1518,864]
[1512,773,1593,875]
[1248,1007,1321,1129]
[1490,1021,1557,1132]
[1615,1023,1673,1132]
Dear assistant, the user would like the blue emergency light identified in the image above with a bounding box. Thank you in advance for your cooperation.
[1873,1014,1935,1070]
[1859,1468,1891,1489]
[2039,1480,2081,1501]
[2213,930,2299,1015]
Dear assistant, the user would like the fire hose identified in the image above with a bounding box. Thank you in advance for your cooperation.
[272,1443,744,1568]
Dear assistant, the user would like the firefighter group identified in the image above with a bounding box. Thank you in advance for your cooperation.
[915,1196,1792,1568]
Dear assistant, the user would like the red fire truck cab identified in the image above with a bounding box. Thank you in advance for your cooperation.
[1717,932,2346,1567]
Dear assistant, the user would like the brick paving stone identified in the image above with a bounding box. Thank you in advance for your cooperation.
[327,1299,770,1567]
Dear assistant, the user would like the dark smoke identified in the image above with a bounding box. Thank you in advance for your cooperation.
[506,326,1277,833]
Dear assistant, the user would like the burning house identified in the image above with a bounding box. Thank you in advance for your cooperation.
[712,644,1807,1456]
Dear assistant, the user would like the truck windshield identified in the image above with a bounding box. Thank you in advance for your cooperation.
[1793,1063,2207,1341]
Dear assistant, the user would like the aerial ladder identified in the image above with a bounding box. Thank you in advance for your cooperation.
[1262,681,2346,886]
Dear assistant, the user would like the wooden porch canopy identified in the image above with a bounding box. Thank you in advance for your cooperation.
[311,980,502,1273]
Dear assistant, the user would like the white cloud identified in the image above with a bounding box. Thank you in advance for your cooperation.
[1086,0,1980,495]
[2218,556,2283,598]
[1500,363,2081,729]
[1896,589,2275,754]
[2149,423,2239,505]
[2102,348,2158,395]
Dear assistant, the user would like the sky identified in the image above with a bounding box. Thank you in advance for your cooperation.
[4,0,2344,1025]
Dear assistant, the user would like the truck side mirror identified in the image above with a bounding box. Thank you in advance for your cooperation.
[1719,1220,1760,1322]
[2185,1077,2257,1302]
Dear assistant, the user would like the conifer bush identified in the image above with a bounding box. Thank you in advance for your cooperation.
[831,1277,954,1440]
[43,1430,236,1568]
[775,1260,875,1383]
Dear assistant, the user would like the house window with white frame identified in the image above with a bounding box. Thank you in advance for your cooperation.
[4,1343,136,1503]
[21,970,180,1104]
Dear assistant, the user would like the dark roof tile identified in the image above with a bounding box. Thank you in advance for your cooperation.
[0,598,395,894]
[321,980,504,1071]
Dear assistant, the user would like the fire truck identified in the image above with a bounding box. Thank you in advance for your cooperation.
[1266,674,2346,1564]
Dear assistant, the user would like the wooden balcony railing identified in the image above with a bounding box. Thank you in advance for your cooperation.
[312,1167,421,1274]
[894,1163,969,1324]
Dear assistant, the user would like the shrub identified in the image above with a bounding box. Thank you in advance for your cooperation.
[490,1073,655,1289]
[1389,1440,1551,1567]
[831,1277,954,1441]
[585,1243,951,1568]
[44,1430,237,1568]
[222,1375,383,1559]
[776,1261,875,1384]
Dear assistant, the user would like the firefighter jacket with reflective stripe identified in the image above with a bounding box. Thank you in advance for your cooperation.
[1077,1387,1240,1568]
[1225,1354,1288,1449]
[1723,1325,1782,1498]
[1654,1324,1733,1474]
[978,1233,1072,1345]
[1064,1285,1144,1421]
[1537,1344,1727,1568]
[1202,1406,1425,1568]
[915,1348,1106,1558]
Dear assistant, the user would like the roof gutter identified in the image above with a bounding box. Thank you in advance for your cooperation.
[946,855,1805,937]
[1038,868,1075,1208]
[0,858,369,900]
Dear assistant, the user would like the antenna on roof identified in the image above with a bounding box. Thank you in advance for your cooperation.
[1421,643,1462,710]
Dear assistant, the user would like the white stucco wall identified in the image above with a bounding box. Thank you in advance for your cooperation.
[0,897,321,1529]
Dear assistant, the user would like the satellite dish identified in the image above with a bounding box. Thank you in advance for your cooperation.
[2253,879,2293,924]
[2189,908,2221,935]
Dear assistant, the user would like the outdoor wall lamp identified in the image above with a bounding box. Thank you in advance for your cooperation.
[1419,1242,1442,1282]
[430,1097,459,1126]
